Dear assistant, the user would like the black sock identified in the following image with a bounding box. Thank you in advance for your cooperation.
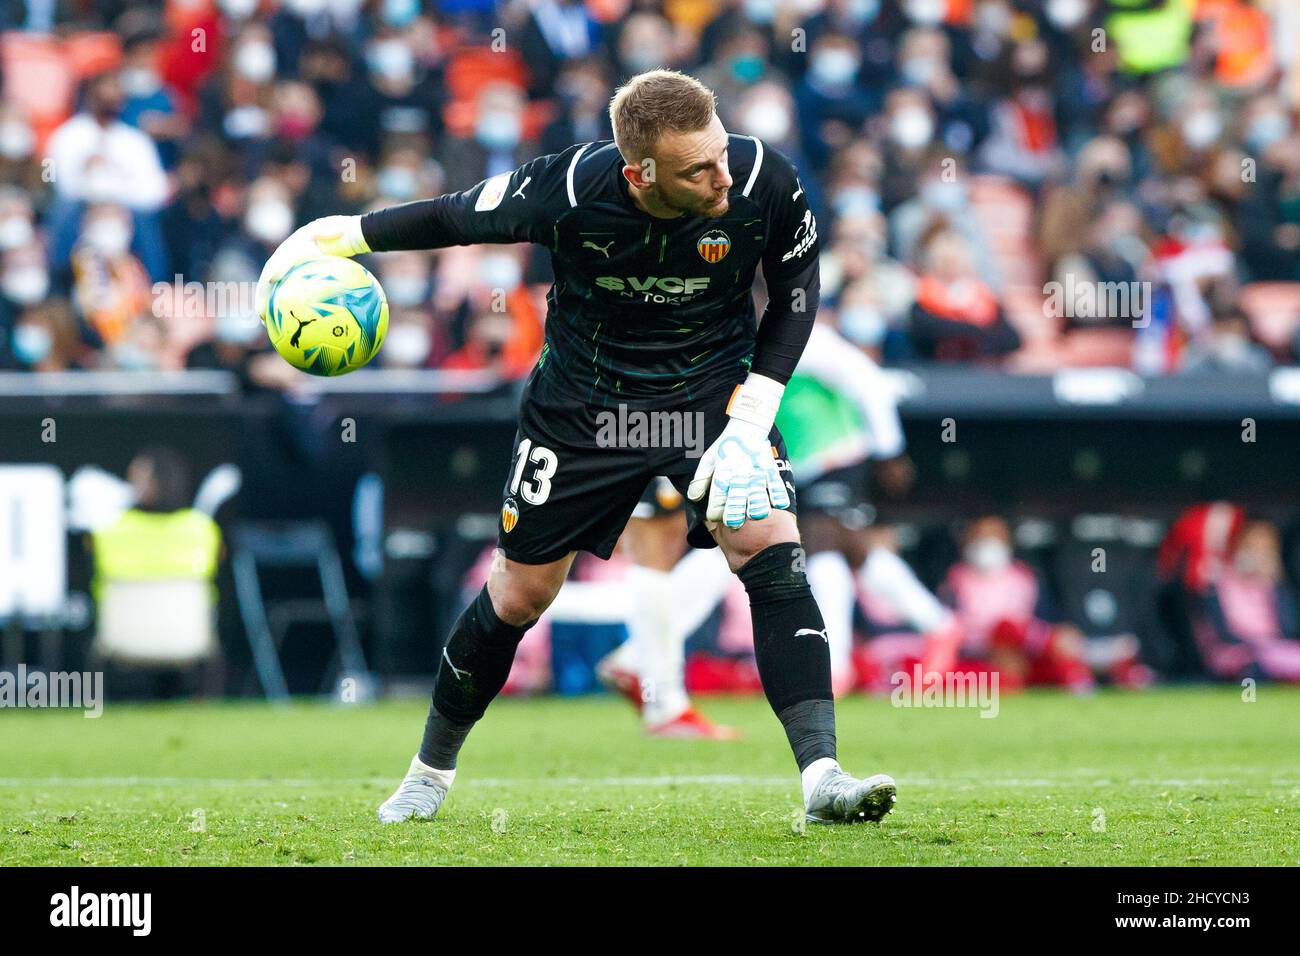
[737,542,837,771]
[417,586,534,769]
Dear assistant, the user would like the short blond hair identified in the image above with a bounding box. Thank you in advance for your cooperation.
[609,69,717,166]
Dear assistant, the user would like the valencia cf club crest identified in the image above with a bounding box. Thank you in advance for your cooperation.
[697,229,730,263]
[501,497,519,533]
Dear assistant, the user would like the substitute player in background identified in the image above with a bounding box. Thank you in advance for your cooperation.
[776,318,962,692]
[259,70,896,826]
[594,478,742,739]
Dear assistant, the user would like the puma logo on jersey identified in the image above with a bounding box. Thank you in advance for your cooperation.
[512,176,531,199]
[583,239,615,257]
[795,627,829,644]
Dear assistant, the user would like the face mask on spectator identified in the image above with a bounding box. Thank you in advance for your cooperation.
[1247,112,1289,151]
[384,275,430,307]
[811,49,859,88]
[3,267,49,305]
[890,107,934,149]
[1233,549,1271,578]
[245,200,294,244]
[219,0,259,19]
[368,40,415,84]
[475,111,521,151]
[975,2,1012,36]
[743,0,778,25]
[378,165,420,201]
[1045,0,1089,29]
[216,311,260,344]
[479,253,522,291]
[13,324,52,365]
[120,67,162,98]
[84,218,132,257]
[904,0,946,25]
[730,54,765,84]
[965,537,1011,572]
[624,49,668,75]
[284,0,328,15]
[111,341,158,371]
[1181,111,1222,150]
[224,105,271,139]
[0,215,34,250]
[741,103,792,142]
[840,305,887,346]
[0,120,34,159]
[900,56,940,88]
[234,42,276,84]
[920,178,966,211]
[383,0,421,27]
[842,0,881,27]
[831,187,880,216]
[385,323,432,366]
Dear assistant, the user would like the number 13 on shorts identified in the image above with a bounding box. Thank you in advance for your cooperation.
[509,437,558,505]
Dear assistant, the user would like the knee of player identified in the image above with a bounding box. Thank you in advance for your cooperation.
[719,519,801,573]
[487,578,558,627]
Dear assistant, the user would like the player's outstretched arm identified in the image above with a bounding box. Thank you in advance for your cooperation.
[256,145,580,325]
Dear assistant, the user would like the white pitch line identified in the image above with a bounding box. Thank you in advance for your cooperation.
[0,775,1296,789]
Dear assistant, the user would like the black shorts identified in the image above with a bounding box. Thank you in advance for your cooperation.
[497,377,798,564]
[800,463,876,529]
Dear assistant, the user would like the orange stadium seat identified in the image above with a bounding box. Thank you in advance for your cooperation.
[444,47,529,103]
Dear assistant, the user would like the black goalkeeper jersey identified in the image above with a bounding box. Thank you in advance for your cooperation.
[361,134,820,407]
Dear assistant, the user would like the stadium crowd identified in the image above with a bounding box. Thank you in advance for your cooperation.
[1,0,1298,379]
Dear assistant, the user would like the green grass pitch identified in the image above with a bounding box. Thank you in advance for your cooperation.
[2,686,1297,866]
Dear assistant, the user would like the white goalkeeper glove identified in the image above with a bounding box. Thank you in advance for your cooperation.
[255,215,370,325]
[687,373,790,530]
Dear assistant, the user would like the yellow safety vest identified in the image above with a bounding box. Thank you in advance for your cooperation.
[92,508,221,584]
[1107,0,1195,75]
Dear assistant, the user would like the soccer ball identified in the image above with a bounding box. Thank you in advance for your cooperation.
[264,256,388,376]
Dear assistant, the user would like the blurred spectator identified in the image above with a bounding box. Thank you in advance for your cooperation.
[70,203,153,350]
[907,229,1021,362]
[440,82,535,190]
[518,0,600,100]
[7,298,81,372]
[938,515,1095,692]
[889,150,998,284]
[976,38,1067,189]
[119,27,189,169]
[0,0,1296,383]
[47,70,170,280]
[796,31,878,173]
[1190,521,1300,682]
[1181,306,1274,373]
